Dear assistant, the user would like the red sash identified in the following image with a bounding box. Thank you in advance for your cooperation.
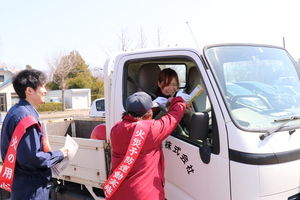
[103,120,152,199]
[0,115,41,192]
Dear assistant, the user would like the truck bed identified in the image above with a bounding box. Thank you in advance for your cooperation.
[46,118,108,199]
[48,135,107,189]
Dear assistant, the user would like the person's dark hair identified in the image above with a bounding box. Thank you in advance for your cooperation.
[122,109,152,119]
[12,69,47,99]
[156,68,179,92]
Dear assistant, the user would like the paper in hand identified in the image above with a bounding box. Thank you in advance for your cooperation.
[51,134,79,178]
[188,85,203,103]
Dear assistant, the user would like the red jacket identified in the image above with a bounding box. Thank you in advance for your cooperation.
[109,96,186,200]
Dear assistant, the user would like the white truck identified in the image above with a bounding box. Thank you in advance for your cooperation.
[1,43,300,200]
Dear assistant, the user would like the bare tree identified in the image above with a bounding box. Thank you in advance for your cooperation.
[156,26,165,47]
[4,63,22,73]
[90,67,103,79]
[46,49,78,111]
[117,25,132,51]
[102,24,166,56]
[102,25,132,56]
[136,27,147,49]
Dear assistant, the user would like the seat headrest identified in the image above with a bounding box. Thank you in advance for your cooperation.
[137,64,161,94]
[187,67,200,94]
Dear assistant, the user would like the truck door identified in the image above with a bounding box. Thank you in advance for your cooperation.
[114,49,231,200]
[162,59,230,199]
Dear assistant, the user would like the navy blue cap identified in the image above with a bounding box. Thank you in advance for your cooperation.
[125,92,158,117]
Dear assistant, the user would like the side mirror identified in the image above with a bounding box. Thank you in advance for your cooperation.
[189,112,211,164]
[189,112,209,141]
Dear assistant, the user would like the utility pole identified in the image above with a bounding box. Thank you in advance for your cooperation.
[283,37,285,48]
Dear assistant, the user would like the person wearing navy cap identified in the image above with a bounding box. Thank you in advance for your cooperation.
[107,91,189,200]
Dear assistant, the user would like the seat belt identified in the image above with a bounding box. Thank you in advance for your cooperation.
[0,115,41,192]
[103,120,152,199]
[127,76,157,99]
[127,75,168,113]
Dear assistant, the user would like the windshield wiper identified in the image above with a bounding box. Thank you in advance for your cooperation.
[274,115,300,122]
[259,116,300,140]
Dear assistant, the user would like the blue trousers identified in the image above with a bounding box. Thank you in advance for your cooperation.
[11,177,51,200]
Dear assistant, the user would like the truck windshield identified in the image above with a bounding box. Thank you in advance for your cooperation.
[204,45,300,130]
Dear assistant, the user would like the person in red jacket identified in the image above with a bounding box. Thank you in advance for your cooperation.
[107,91,188,200]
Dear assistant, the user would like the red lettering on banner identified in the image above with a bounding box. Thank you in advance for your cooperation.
[2,167,13,179]
[132,138,142,148]
[0,182,10,190]
[0,115,41,192]
[7,154,14,163]
[113,171,124,181]
[109,178,119,188]
[103,121,152,199]
[124,156,134,165]
[11,136,18,150]
[129,147,138,156]
[118,164,130,173]
[135,129,145,139]
[104,184,113,195]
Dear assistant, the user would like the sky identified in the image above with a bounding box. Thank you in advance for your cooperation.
[1,0,300,72]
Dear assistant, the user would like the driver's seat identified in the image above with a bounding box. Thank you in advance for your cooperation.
[187,67,207,111]
[137,63,161,98]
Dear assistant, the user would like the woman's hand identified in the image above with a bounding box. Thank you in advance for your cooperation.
[186,102,193,111]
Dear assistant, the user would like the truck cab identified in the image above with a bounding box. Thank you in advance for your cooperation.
[103,44,300,199]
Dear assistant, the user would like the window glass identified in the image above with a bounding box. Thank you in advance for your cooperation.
[11,93,19,106]
[205,45,300,130]
[96,99,105,111]
[125,58,212,147]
